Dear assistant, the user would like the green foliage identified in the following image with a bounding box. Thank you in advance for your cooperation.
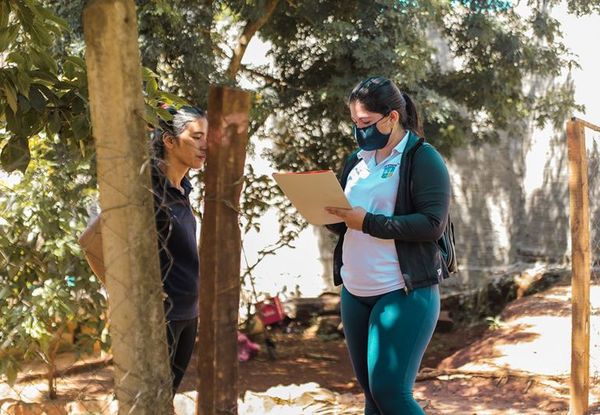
[137,0,215,106]
[485,315,505,330]
[0,135,107,395]
[254,0,584,173]
[0,0,190,174]
[0,0,92,174]
[562,0,600,15]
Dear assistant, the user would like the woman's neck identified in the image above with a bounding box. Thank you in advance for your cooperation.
[376,124,407,163]
[159,159,188,192]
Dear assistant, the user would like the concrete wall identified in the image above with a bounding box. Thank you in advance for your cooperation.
[447,124,573,290]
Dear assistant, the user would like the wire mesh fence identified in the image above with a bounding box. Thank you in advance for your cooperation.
[583,122,600,389]
[0,143,179,414]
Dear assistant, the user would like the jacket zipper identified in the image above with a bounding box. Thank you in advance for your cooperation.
[403,274,413,294]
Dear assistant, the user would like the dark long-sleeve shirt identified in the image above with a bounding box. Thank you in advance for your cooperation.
[152,165,199,321]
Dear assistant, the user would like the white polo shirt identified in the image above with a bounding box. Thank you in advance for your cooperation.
[341,131,409,297]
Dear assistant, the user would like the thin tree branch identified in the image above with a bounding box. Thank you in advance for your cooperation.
[240,64,282,86]
[226,0,280,80]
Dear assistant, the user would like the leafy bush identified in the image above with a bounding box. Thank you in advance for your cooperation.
[0,135,107,399]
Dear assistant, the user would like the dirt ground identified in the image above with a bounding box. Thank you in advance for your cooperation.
[4,279,600,414]
[178,321,488,397]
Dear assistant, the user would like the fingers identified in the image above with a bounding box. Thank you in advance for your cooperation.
[325,207,349,217]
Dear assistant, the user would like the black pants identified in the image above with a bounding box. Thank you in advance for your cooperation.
[166,317,198,393]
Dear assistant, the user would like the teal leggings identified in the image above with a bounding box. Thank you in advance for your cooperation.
[341,285,440,415]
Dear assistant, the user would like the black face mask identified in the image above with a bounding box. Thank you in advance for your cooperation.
[352,114,391,151]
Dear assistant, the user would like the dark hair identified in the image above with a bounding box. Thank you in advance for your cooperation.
[151,105,207,159]
[348,76,422,136]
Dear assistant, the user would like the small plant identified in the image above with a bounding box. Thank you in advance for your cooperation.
[485,316,504,331]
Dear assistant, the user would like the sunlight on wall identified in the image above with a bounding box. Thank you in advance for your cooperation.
[522,125,554,196]
[486,195,511,262]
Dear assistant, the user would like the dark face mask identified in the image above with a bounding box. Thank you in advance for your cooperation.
[352,114,391,151]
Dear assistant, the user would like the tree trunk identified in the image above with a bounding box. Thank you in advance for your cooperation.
[197,86,250,415]
[314,225,338,293]
[83,1,173,414]
[46,328,62,400]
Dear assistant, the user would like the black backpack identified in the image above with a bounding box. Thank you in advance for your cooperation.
[409,139,458,276]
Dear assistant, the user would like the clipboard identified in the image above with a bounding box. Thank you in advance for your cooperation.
[272,170,352,225]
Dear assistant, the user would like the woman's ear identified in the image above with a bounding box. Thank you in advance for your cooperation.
[162,133,176,150]
[390,110,401,126]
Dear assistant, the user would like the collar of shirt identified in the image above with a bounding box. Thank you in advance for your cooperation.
[357,130,411,164]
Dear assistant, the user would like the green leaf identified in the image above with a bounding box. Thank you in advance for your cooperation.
[143,103,159,127]
[14,2,35,34]
[30,48,58,74]
[157,91,189,106]
[2,83,18,113]
[145,77,158,96]
[156,107,174,123]
[29,69,59,85]
[142,66,158,82]
[8,51,28,68]
[71,114,90,141]
[29,85,47,112]
[47,110,61,135]
[0,136,30,173]
[26,18,53,48]
[0,24,19,53]
[0,1,10,30]
[0,286,10,299]
[20,106,44,136]
[17,94,30,113]
[16,72,32,98]
[33,2,69,31]
[64,56,86,69]
[4,104,22,133]
[63,61,76,80]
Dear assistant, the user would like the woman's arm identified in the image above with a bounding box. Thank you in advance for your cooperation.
[362,145,451,241]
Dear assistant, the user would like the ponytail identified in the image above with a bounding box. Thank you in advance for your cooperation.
[401,92,422,136]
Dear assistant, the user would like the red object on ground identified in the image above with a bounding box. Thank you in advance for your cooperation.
[257,296,286,326]
[238,331,260,362]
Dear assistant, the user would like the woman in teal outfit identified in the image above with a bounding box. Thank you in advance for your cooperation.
[326,76,451,414]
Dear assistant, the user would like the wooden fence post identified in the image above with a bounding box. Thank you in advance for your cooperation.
[83,1,173,413]
[567,118,591,415]
[197,86,251,415]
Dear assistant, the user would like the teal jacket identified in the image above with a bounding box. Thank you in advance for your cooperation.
[327,131,451,292]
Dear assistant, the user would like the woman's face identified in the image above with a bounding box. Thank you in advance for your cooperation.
[349,100,395,134]
[165,118,208,169]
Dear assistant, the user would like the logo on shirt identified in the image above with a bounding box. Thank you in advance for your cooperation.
[381,164,398,179]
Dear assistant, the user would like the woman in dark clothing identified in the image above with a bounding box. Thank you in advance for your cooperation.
[151,105,207,393]
[326,76,451,414]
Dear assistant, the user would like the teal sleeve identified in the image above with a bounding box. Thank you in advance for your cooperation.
[361,145,450,241]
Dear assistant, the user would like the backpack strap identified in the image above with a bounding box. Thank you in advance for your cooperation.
[405,137,425,207]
